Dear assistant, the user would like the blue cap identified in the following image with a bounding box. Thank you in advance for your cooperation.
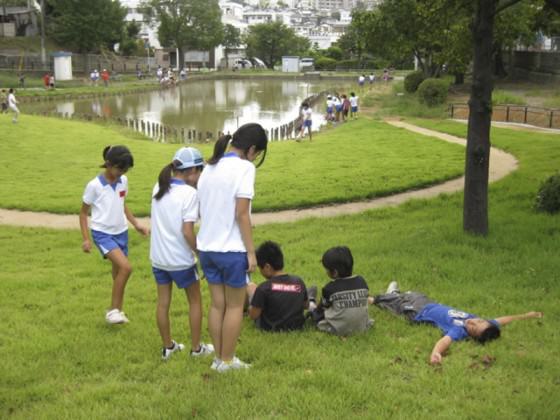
[173,147,204,169]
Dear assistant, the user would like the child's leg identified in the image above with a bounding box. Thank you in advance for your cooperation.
[221,285,246,362]
[157,283,173,348]
[106,248,132,310]
[184,281,202,352]
[208,283,226,359]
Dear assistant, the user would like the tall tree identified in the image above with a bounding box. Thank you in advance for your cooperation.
[244,21,309,68]
[47,0,126,53]
[222,24,241,69]
[144,0,223,69]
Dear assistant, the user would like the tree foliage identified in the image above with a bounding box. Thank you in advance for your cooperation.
[222,23,241,68]
[244,21,310,68]
[144,0,223,67]
[47,0,126,53]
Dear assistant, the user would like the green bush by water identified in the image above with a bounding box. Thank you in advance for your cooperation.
[404,70,426,93]
[417,78,449,107]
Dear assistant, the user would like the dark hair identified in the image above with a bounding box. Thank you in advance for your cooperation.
[302,101,309,108]
[350,92,355,97]
[256,241,284,270]
[101,145,134,170]
[9,88,14,93]
[322,246,353,278]
[207,123,268,168]
[154,160,202,200]
[475,323,501,344]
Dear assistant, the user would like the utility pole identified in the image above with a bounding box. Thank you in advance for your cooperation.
[40,0,46,66]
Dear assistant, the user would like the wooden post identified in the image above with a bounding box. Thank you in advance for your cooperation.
[506,105,510,122]
[524,107,528,124]
[550,111,554,129]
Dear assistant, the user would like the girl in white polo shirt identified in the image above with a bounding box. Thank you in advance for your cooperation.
[150,147,214,360]
[80,145,149,325]
[197,123,268,372]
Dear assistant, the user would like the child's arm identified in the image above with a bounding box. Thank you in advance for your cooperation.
[494,311,543,326]
[236,197,256,273]
[124,205,149,236]
[430,336,453,365]
[79,203,92,253]
[182,221,197,253]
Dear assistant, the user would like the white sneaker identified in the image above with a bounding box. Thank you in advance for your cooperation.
[216,356,251,373]
[191,343,215,357]
[210,358,222,370]
[162,340,185,361]
[386,281,400,294]
[105,308,128,324]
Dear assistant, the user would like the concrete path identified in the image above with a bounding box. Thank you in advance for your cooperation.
[0,121,519,230]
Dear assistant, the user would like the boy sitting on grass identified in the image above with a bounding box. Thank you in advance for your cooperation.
[307,246,373,336]
[371,281,543,365]
[246,241,309,331]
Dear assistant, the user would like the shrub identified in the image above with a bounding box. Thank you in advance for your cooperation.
[535,173,560,214]
[315,57,337,70]
[404,71,426,93]
[417,78,449,106]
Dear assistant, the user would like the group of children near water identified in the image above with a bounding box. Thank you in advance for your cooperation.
[81,123,543,372]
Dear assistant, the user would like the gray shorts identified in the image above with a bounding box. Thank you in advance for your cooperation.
[373,292,435,321]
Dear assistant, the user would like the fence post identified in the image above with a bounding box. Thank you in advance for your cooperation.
[506,105,510,122]
[550,111,554,129]
[524,107,528,124]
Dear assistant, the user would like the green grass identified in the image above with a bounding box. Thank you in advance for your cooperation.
[1,121,559,418]
[0,114,465,215]
[492,89,526,106]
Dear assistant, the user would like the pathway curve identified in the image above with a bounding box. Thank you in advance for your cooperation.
[0,121,519,230]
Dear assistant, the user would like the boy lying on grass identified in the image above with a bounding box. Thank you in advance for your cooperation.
[246,241,309,331]
[370,281,543,365]
[307,246,374,336]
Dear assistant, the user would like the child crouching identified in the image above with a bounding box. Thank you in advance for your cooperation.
[308,246,373,336]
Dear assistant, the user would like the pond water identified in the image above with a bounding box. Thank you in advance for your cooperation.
[27,79,354,136]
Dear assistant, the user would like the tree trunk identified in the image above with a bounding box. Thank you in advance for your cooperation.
[224,48,229,69]
[454,72,465,85]
[463,0,497,236]
[178,47,184,70]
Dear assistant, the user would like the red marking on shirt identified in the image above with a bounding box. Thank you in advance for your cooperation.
[119,190,126,197]
[271,283,301,293]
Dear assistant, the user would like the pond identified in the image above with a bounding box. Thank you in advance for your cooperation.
[27,78,355,138]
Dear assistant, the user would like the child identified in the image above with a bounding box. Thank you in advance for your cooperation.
[1,89,8,113]
[247,241,308,332]
[308,246,373,336]
[333,95,342,122]
[197,123,268,372]
[7,88,19,123]
[341,94,351,121]
[297,102,312,141]
[79,145,149,324]
[150,147,214,360]
[349,92,359,119]
[372,281,544,365]
[368,73,375,84]
[325,95,334,121]
[358,74,366,87]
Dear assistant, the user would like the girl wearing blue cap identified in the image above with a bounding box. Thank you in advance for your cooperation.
[197,123,268,372]
[150,147,214,360]
[80,145,149,325]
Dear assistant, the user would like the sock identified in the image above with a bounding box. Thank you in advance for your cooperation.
[166,342,175,350]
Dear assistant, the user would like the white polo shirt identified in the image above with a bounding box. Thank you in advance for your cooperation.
[350,96,358,107]
[197,153,255,252]
[83,174,128,235]
[150,179,199,270]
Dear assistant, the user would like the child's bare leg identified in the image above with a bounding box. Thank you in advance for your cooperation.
[106,249,132,310]
[185,282,202,352]
[221,285,246,362]
[156,283,173,347]
[208,284,226,359]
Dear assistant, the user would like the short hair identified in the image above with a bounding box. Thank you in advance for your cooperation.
[475,323,501,344]
[322,246,353,278]
[256,241,284,270]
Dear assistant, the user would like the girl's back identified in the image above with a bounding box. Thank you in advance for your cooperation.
[197,155,255,252]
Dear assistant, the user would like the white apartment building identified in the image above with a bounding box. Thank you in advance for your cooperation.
[120,0,161,49]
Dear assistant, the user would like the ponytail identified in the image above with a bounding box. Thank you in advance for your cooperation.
[207,134,232,165]
[100,145,134,169]
[154,163,174,200]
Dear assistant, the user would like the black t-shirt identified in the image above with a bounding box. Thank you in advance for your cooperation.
[250,274,308,331]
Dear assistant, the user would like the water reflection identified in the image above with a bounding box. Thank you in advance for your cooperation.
[31,79,342,134]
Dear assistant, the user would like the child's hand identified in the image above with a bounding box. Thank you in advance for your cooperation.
[135,224,150,236]
[246,252,257,273]
[82,240,92,253]
[430,352,442,365]
[527,311,543,319]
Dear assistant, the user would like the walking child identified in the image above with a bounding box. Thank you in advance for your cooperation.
[7,88,19,123]
[150,147,214,360]
[349,92,359,119]
[297,102,312,141]
[79,145,149,324]
[197,123,268,372]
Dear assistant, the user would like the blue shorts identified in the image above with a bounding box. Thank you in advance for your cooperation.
[351,106,358,113]
[152,266,199,289]
[303,120,312,128]
[199,251,249,288]
[326,107,333,114]
[335,105,342,112]
[91,230,128,258]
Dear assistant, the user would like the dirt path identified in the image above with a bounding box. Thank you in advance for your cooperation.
[0,121,519,230]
